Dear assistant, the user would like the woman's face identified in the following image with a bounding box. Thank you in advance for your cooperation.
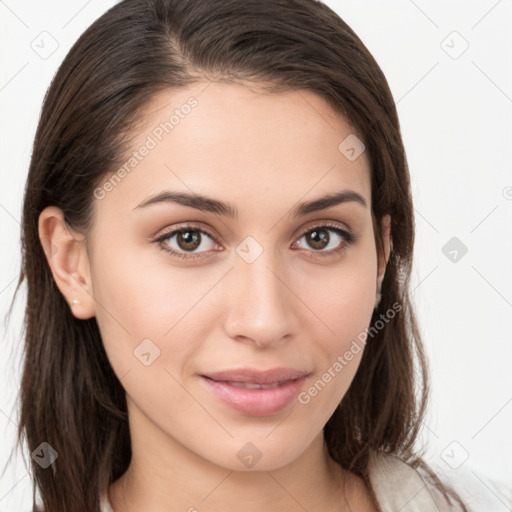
[81,82,389,471]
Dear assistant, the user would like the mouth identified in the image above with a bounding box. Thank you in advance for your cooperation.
[202,366,310,385]
[200,374,309,416]
[216,380,290,389]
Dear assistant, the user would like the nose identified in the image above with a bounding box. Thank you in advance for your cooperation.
[223,246,296,349]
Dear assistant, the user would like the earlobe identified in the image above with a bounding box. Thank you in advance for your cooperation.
[38,206,95,320]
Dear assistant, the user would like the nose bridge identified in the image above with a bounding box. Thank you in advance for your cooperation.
[224,236,293,346]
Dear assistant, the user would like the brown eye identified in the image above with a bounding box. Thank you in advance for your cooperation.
[293,224,356,258]
[304,228,331,250]
[155,224,219,260]
[174,229,202,251]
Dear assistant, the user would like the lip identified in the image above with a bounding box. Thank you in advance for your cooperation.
[200,367,310,416]
[203,367,310,385]
[201,376,308,416]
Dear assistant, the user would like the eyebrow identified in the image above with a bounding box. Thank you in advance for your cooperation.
[133,189,367,218]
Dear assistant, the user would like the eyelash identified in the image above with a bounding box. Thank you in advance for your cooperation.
[153,222,357,261]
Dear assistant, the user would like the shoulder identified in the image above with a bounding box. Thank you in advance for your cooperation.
[417,457,512,512]
[368,450,511,512]
[368,450,459,511]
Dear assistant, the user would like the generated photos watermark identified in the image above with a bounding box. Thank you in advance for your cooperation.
[93,97,198,200]
[298,301,402,405]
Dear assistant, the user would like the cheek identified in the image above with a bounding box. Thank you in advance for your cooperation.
[89,241,216,375]
[295,287,375,428]
[299,239,377,402]
[309,241,378,343]
[310,276,375,385]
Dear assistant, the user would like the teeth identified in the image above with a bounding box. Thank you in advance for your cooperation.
[226,381,285,389]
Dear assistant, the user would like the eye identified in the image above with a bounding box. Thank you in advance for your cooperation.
[153,222,356,261]
[292,223,356,258]
[154,224,221,261]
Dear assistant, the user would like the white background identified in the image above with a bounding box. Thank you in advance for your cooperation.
[0,1,511,510]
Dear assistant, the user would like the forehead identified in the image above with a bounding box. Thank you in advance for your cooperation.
[96,81,371,215]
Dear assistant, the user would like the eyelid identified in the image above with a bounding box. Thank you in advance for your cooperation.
[294,219,352,239]
[157,222,218,241]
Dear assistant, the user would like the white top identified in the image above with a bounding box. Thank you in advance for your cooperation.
[98,452,511,511]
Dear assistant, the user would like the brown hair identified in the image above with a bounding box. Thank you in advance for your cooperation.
[6,0,465,510]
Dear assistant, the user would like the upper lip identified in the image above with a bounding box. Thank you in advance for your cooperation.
[202,367,310,385]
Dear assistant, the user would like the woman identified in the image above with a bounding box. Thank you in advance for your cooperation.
[11,0,469,510]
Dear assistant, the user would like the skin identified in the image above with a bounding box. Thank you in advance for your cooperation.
[39,81,390,511]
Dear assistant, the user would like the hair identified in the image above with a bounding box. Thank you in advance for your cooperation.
[5,0,466,510]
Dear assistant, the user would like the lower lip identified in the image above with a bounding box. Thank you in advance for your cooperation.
[200,375,308,416]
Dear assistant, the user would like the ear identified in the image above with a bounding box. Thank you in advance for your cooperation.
[38,206,95,320]
[377,214,392,284]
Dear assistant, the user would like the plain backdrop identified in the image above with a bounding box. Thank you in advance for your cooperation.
[1,1,511,510]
